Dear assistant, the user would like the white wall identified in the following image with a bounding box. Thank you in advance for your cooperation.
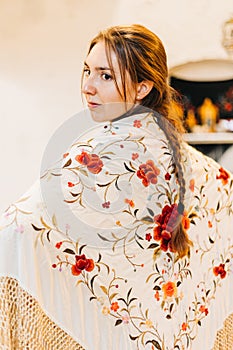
[0,0,232,212]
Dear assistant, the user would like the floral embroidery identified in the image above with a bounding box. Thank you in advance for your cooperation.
[216,166,230,185]
[75,151,103,174]
[153,204,180,252]
[137,160,160,187]
[71,254,95,276]
[162,281,177,299]
[189,178,195,192]
[110,302,119,312]
[164,172,171,181]
[133,119,142,128]
[132,152,139,160]
[55,241,63,249]
[2,112,233,350]
[213,263,227,279]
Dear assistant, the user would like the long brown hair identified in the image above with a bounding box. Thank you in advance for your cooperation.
[86,24,192,258]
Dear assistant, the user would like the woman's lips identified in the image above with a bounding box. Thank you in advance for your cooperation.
[87,102,101,109]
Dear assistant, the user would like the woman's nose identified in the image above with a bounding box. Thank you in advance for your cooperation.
[82,77,97,95]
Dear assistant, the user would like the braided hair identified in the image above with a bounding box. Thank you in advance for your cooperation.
[85,24,193,258]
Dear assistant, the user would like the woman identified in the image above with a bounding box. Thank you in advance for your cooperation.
[0,24,233,349]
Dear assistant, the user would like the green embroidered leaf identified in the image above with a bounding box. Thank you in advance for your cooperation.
[147,207,154,217]
[148,243,159,249]
[79,244,87,254]
[97,233,112,242]
[115,319,122,326]
[78,168,88,177]
[40,216,51,229]
[209,237,214,244]
[46,230,51,242]
[124,162,135,172]
[109,293,118,302]
[153,286,161,291]
[63,158,72,168]
[141,216,154,223]
[145,340,162,350]
[129,334,139,341]
[63,248,75,255]
[52,214,57,227]
[90,274,98,290]
[100,285,108,295]
[89,296,97,302]
[31,224,44,231]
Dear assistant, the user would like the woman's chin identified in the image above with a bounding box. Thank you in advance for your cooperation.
[89,102,135,122]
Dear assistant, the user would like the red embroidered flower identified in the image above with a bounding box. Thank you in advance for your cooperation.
[182,322,188,331]
[213,263,227,279]
[55,242,62,249]
[145,233,152,241]
[125,198,135,208]
[165,172,171,181]
[133,119,142,128]
[75,151,103,174]
[162,281,177,299]
[137,160,160,187]
[68,182,75,187]
[110,302,119,312]
[153,204,180,252]
[199,305,209,316]
[216,167,230,185]
[71,254,94,276]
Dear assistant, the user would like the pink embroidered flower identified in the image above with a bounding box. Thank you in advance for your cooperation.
[121,314,130,324]
[137,160,160,187]
[15,224,24,234]
[133,119,142,128]
[75,151,103,174]
[71,254,94,276]
[102,201,110,209]
[132,153,139,160]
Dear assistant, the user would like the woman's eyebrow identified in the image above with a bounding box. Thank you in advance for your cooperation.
[84,61,112,71]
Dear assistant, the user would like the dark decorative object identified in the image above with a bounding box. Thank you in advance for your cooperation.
[169,59,233,130]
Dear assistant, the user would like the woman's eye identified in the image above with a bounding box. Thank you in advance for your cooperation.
[83,68,90,76]
[102,73,112,81]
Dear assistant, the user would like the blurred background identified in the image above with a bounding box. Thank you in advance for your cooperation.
[0,0,233,212]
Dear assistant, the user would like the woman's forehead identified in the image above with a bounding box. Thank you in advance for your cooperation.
[87,41,120,72]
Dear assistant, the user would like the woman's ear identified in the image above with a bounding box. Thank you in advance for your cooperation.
[135,80,154,101]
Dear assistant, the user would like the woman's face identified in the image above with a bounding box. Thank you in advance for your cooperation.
[82,41,137,122]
